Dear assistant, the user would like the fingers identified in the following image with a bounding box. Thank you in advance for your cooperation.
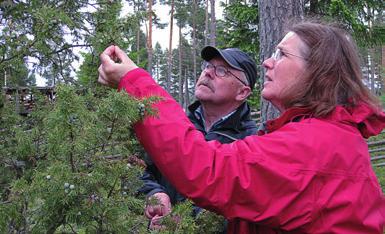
[98,45,137,87]
[99,52,114,66]
[149,215,164,230]
[145,205,154,219]
[161,202,171,215]
[144,204,165,219]
[114,46,130,64]
[99,45,117,65]
[102,45,116,57]
[97,65,116,87]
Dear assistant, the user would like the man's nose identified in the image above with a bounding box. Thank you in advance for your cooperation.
[203,67,216,79]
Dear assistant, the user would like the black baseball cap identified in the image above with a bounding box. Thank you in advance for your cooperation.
[201,46,257,90]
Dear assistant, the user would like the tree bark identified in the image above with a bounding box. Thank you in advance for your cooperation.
[192,0,198,87]
[382,45,385,94]
[209,0,216,46]
[136,2,141,65]
[309,0,318,14]
[258,0,304,123]
[185,67,190,109]
[369,49,376,93]
[166,0,174,92]
[204,0,209,46]
[178,25,184,105]
[146,0,153,75]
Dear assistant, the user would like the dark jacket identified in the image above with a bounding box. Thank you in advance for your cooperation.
[138,100,258,204]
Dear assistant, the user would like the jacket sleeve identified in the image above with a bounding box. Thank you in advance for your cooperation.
[138,158,167,198]
[118,68,317,229]
[116,68,385,231]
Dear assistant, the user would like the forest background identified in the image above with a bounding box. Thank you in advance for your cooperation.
[0,0,384,233]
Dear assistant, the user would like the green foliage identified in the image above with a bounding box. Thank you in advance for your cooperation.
[374,167,385,194]
[0,84,223,233]
[194,209,226,234]
[0,84,159,233]
[248,88,261,111]
[367,130,385,194]
[306,0,385,47]
[217,1,259,57]
[0,0,91,84]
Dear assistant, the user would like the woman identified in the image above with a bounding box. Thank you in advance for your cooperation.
[98,22,385,233]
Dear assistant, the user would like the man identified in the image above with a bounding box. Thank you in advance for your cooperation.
[138,46,258,229]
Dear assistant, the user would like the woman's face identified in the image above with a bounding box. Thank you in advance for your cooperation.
[262,32,308,112]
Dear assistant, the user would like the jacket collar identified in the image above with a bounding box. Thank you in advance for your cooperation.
[187,101,254,133]
[265,107,312,133]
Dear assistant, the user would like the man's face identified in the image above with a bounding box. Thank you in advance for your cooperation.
[195,57,246,105]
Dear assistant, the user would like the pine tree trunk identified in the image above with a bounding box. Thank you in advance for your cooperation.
[192,0,197,88]
[136,2,141,65]
[136,29,140,65]
[309,0,318,14]
[204,0,209,46]
[185,68,190,109]
[178,25,184,105]
[166,0,174,92]
[209,0,216,46]
[258,0,304,123]
[382,45,385,94]
[147,0,153,75]
[369,48,376,93]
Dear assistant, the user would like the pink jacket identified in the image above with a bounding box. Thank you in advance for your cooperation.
[119,68,385,233]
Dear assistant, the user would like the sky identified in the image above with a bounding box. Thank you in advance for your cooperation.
[122,2,224,49]
[36,2,223,86]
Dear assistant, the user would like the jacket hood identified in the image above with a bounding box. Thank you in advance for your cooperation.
[331,102,385,138]
[266,102,385,139]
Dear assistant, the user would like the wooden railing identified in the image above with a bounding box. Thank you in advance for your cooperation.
[368,137,385,167]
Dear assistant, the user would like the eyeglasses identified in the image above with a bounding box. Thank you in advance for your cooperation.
[271,48,306,61]
[201,61,248,86]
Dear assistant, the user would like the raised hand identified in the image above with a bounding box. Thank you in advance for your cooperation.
[98,45,138,88]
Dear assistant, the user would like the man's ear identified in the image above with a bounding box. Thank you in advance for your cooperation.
[235,86,251,102]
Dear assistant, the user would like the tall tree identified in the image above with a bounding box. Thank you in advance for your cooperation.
[258,0,304,122]
[178,25,184,104]
[0,1,91,85]
[167,0,175,92]
[152,42,166,82]
[174,0,190,105]
[128,1,147,65]
[192,0,198,88]
[305,0,385,94]
[152,42,167,85]
[204,0,209,45]
[146,0,154,75]
[209,0,216,46]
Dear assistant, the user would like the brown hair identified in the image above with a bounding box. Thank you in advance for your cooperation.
[282,21,381,117]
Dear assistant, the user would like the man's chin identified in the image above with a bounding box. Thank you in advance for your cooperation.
[195,92,212,101]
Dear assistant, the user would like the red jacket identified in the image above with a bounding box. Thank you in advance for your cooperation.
[119,68,385,233]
